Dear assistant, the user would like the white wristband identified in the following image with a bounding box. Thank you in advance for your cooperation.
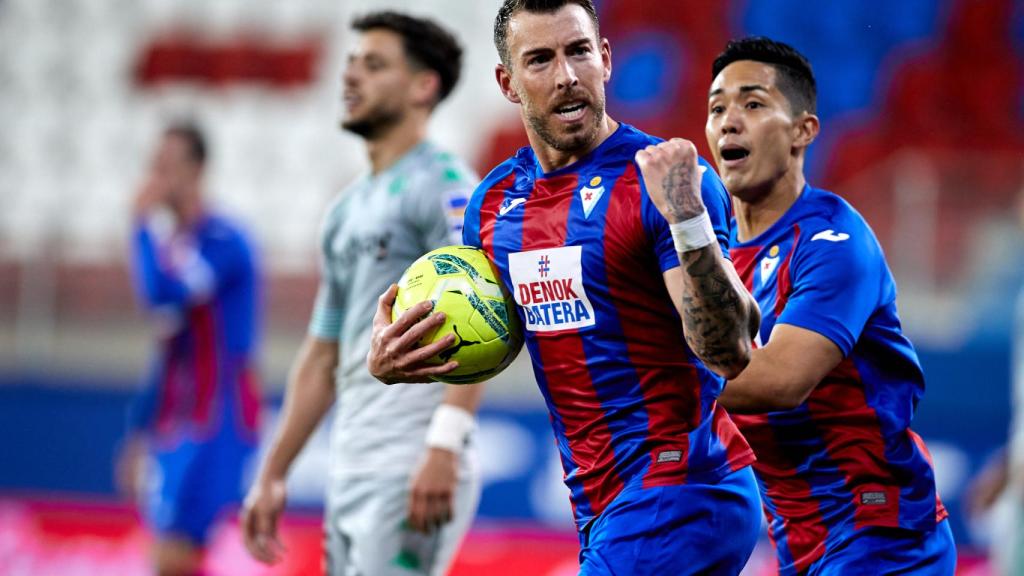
[669,211,716,253]
[425,404,475,454]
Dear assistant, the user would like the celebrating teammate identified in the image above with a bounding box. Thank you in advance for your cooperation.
[707,37,955,574]
[241,12,483,575]
[368,1,763,573]
[117,122,263,576]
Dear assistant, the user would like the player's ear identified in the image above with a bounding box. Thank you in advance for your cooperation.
[792,113,819,151]
[600,37,612,83]
[411,70,441,108]
[495,63,521,104]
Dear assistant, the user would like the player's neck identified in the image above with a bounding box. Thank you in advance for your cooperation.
[734,168,806,242]
[171,188,205,230]
[365,114,428,175]
[531,115,619,174]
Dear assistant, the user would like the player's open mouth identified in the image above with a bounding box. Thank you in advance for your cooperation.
[720,145,750,166]
[554,102,587,122]
[343,92,361,110]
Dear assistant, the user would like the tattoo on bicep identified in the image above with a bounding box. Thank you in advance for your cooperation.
[679,247,748,368]
[662,162,704,220]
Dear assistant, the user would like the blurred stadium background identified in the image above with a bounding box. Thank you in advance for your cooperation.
[0,0,1022,574]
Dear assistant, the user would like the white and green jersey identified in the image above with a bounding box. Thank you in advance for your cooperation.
[309,141,477,478]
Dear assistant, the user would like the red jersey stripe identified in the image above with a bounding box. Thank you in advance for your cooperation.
[774,225,800,316]
[600,165,698,487]
[525,173,625,517]
[805,358,902,529]
[479,173,515,259]
[733,412,830,572]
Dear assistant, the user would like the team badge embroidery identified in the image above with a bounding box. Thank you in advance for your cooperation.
[760,244,781,285]
[580,176,605,219]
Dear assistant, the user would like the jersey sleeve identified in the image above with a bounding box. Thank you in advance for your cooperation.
[639,155,733,272]
[308,204,347,341]
[462,187,483,249]
[776,225,884,356]
[130,219,251,309]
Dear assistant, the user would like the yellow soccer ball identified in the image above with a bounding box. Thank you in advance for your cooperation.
[393,245,523,384]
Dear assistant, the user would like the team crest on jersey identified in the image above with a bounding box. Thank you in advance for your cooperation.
[579,176,605,219]
[760,244,780,285]
[508,246,596,332]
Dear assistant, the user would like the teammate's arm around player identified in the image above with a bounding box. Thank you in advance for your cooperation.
[721,325,841,413]
[242,335,338,564]
[635,139,759,379]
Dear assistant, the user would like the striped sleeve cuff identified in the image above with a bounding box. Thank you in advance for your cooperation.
[308,305,343,341]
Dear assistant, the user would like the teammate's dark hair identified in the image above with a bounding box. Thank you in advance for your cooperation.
[712,36,817,116]
[164,121,207,166]
[494,0,600,67]
[352,11,463,104]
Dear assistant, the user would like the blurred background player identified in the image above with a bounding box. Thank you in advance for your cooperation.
[240,11,483,576]
[367,1,763,574]
[707,37,955,574]
[964,191,1024,576]
[116,121,263,576]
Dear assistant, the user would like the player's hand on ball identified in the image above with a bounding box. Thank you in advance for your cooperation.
[241,477,288,565]
[635,138,707,223]
[368,284,458,384]
[407,447,458,533]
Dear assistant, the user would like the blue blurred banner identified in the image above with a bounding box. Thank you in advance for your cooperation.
[0,337,1011,546]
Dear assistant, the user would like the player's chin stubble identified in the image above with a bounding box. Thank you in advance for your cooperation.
[527,99,605,154]
[341,106,403,140]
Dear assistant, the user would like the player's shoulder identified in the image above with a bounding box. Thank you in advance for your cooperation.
[617,123,715,159]
[198,213,258,261]
[798,187,874,234]
[413,142,478,192]
[201,213,249,243]
[619,122,662,148]
[472,146,534,199]
[794,186,882,258]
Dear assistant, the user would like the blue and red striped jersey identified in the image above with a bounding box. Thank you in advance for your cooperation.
[129,214,262,445]
[463,123,754,530]
[729,185,947,574]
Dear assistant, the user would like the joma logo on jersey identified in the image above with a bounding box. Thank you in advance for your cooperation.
[509,246,596,332]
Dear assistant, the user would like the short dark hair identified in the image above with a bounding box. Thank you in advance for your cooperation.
[164,121,207,165]
[712,36,817,116]
[494,0,600,67]
[352,11,463,104]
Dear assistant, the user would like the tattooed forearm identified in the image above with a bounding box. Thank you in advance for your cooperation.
[662,162,705,220]
[678,245,752,378]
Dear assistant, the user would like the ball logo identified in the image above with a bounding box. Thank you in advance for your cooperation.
[509,246,596,332]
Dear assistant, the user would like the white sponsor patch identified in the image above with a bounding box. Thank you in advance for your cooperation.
[508,246,596,332]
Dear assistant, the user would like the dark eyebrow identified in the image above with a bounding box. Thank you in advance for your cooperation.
[708,84,770,98]
[520,36,592,61]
